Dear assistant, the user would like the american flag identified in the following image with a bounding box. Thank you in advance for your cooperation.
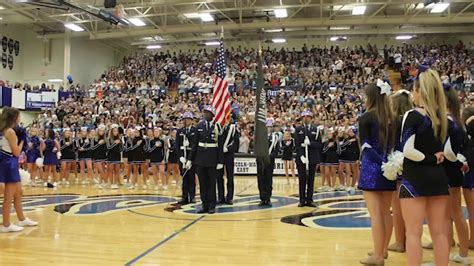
[211,37,231,127]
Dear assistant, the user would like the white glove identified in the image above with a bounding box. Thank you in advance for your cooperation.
[185,160,192,170]
[183,139,190,147]
[223,147,228,153]
[300,156,308,165]
[179,157,186,165]
[216,164,224,170]
[304,137,310,146]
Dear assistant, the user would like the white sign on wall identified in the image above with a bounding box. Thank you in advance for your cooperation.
[234,156,299,175]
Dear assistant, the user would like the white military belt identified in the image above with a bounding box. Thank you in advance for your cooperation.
[198,142,218,148]
[180,146,192,150]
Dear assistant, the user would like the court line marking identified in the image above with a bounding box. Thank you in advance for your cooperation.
[235,181,256,196]
[127,209,281,222]
[124,215,205,266]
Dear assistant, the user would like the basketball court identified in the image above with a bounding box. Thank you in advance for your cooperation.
[1,177,461,265]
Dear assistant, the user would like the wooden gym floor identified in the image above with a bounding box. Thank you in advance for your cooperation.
[0,176,468,266]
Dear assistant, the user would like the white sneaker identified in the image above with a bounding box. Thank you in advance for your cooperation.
[142,185,147,190]
[111,184,119,190]
[163,185,168,190]
[449,253,472,264]
[53,182,58,187]
[1,224,24,233]
[93,178,100,184]
[128,185,135,190]
[17,218,38,227]
[99,184,104,190]
[43,182,48,187]
[154,185,160,191]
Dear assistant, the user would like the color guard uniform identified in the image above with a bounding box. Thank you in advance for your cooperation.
[217,122,239,204]
[177,116,197,204]
[256,123,280,206]
[294,112,322,207]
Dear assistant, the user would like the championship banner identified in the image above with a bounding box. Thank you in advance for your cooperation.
[234,156,298,176]
[11,88,25,109]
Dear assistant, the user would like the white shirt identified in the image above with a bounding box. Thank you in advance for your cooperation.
[394,53,402,64]
[0,132,12,153]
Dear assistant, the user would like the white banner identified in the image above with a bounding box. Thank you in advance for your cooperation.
[26,91,58,103]
[234,156,298,175]
[11,88,25,109]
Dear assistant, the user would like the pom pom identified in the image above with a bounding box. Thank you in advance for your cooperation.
[382,151,404,181]
[35,157,44,168]
[19,168,31,185]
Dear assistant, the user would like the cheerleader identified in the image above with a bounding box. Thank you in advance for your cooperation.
[26,127,41,186]
[59,128,75,186]
[387,89,413,253]
[358,82,395,265]
[281,130,296,185]
[442,85,471,264]
[322,130,339,191]
[336,128,348,190]
[148,128,165,190]
[143,128,154,187]
[340,127,360,189]
[122,128,133,185]
[399,69,449,266]
[106,125,122,190]
[0,107,38,232]
[76,127,93,185]
[462,107,474,249]
[41,128,60,187]
[166,129,180,189]
[92,125,108,189]
[319,128,330,191]
[128,128,145,190]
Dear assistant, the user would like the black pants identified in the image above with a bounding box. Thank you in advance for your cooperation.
[180,164,196,202]
[217,152,235,202]
[256,157,274,202]
[196,165,217,210]
[296,161,317,204]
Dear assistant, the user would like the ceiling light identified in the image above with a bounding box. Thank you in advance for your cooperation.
[0,6,4,10]
[396,35,414,40]
[146,45,161,49]
[128,18,146,27]
[64,23,84,32]
[199,13,214,22]
[48,79,63,83]
[352,6,366,15]
[330,26,350,30]
[184,13,200,19]
[425,3,435,9]
[274,8,288,18]
[272,38,286,43]
[205,41,220,46]
[430,3,449,13]
[263,28,283,33]
[330,36,347,41]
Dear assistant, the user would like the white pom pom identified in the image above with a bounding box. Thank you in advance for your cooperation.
[36,157,44,167]
[19,169,31,185]
[382,151,404,181]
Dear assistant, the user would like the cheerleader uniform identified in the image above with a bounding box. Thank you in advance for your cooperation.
[60,138,75,162]
[106,138,122,164]
[462,118,474,190]
[0,132,20,183]
[281,138,295,161]
[149,137,165,165]
[26,136,41,164]
[144,137,152,162]
[443,116,466,188]
[76,137,92,161]
[129,137,145,164]
[340,137,360,164]
[394,115,404,181]
[91,138,107,163]
[166,138,178,164]
[399,109,449,198]
[322,141,339,166]
[43,138,58,166]
[358,111,396,191]
[122,136,131,161]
